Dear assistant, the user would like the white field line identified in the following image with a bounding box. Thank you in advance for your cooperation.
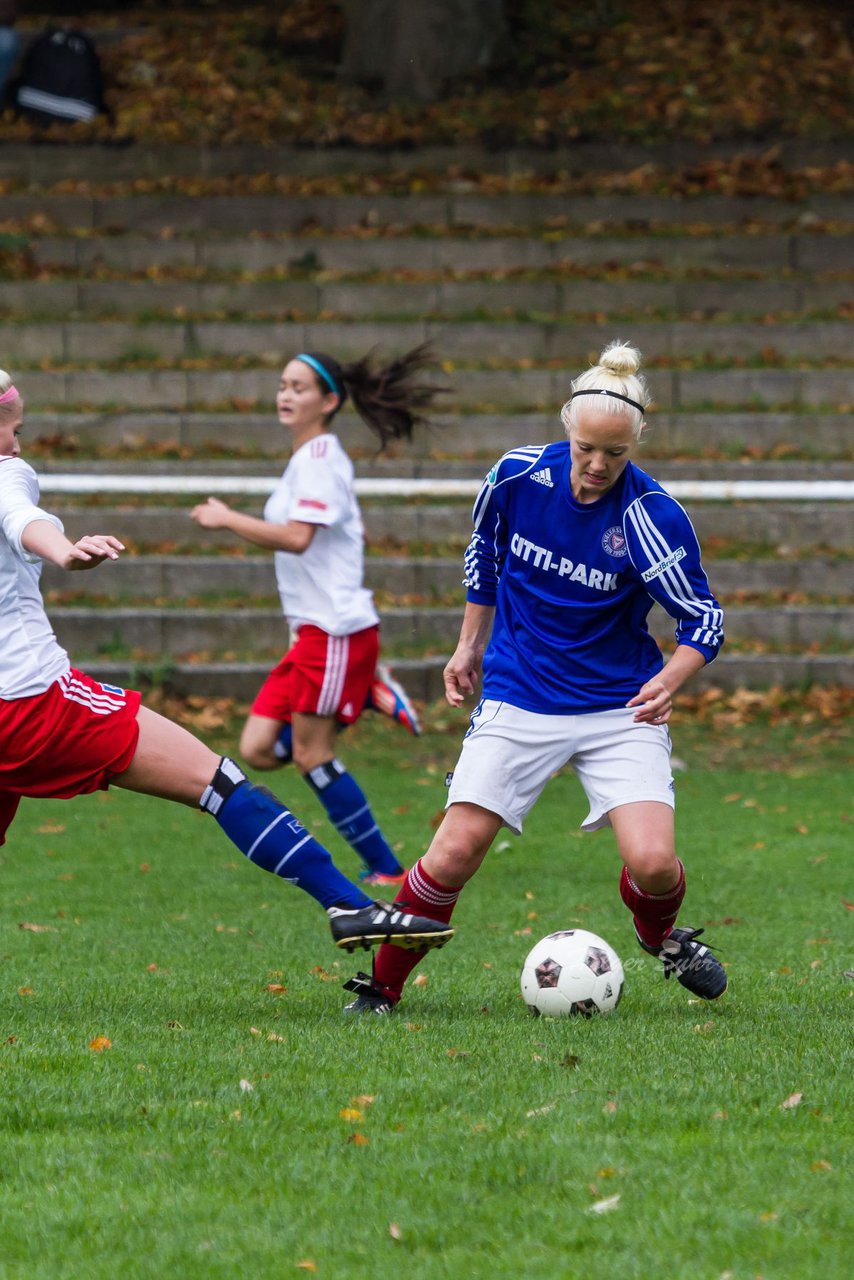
[34,476,854,501]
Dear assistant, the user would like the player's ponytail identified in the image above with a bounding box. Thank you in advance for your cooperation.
[560,339,650,438]
[297,344,446,451]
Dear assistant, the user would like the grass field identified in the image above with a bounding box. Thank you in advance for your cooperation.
[0,709,851,1280]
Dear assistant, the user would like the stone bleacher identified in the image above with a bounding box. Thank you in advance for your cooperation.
[2,143,851,703]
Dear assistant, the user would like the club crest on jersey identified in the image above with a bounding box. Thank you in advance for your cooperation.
[602,525,627,558]
[530,467,554,488]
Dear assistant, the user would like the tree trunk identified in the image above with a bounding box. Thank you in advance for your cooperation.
[340,0,507,103]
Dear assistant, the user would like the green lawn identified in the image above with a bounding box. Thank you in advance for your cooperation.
[0,713,851,1279]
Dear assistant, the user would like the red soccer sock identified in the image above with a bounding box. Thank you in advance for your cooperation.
[619,860,686,949]
[372,859,461,1001]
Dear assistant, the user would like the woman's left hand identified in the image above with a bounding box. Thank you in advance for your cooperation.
[626,678,673,725]
[65,534,125,570]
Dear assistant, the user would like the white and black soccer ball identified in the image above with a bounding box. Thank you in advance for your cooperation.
[520,929,624,1017]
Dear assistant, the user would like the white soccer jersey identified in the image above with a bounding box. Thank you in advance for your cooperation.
[263,433,379,637]
[0,455,70,698]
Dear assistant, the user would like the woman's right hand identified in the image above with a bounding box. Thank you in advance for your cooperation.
[190,497,232,529]
[443,644,481,707]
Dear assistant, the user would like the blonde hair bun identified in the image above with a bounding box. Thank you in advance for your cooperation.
[599,341,642,378]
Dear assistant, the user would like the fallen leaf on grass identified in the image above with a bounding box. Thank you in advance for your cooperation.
[810,1159,832,1172]
[18,922,56,933]
[88,1036,112,1052]
[347,1132,370,1145]
[781,1092,803,1109]
[266,983,287,994]
[352,1094,376,1106]
[560,1054,580,1069]
[17,987,34,997]
[389,1223,403,1240]
[413,974,428,987]
[339,1108,363,1121]
[296,1262,317,1272]
[310,967,338,982]
[239,1079,254,1093]
[603,1100,618,1114]
[842,899,854,911]
[588,1194,621,1214]
[37,822,65,834]
[759,1210,778,1223]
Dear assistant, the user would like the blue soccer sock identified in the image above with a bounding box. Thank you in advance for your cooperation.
[273,722,293,763]
[200,757,371,910]
[305,759,403,877]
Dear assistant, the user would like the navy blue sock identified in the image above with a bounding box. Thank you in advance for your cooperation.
[305,759,403,877]
[273,723,293,763]
[200,757,371,910]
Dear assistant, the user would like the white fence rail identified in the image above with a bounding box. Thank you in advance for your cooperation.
[34,476,854,501]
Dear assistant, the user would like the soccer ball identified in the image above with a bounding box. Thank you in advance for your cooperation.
[520,929,624,1017]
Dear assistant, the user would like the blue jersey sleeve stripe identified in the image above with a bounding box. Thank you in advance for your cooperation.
[628,496,716,621]
[629,499,706,617]
[626,495,723,647]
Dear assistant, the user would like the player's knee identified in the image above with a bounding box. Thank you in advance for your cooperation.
[626,848,680,892]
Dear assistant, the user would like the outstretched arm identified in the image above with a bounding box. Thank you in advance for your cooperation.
[22,520,124,571]
[443,602,495,707]
[190,498,316,553]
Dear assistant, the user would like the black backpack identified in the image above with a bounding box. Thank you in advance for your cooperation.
[17,27,104,125]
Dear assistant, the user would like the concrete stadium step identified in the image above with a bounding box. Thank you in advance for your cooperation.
[24,230,854,274]
[48,500,853,551]
[13,362,854,416]
[77,653,854,701]
[2,140,850,184]
[40,553,854,605]
[49,603,854,658]
[25,411,854,459]
[6,277,850,319]
[37,554,854,603]
[1,191,850,232]
[5,281,850,322]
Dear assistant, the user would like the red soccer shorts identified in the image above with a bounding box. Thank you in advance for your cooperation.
[0,668,141,844]
[251,624,379,726]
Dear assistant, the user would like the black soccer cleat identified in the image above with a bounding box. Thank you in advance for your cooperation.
[342,971,396,1015]
[328,900,454,953]
[638,925,727,1000]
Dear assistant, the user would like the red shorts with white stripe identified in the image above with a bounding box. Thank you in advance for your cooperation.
[251,624,379,726]
[0,668,141,844]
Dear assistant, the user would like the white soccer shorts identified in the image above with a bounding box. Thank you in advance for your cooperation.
[445,700,675,835]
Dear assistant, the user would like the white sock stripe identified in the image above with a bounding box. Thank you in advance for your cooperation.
[273,833,312,874]
[409,862,460,906]
[338,802,371,824]
[245,810,290,861]
[348,824,380,845]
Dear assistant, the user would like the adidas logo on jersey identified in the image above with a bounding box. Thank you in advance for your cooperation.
[530,467,554,487]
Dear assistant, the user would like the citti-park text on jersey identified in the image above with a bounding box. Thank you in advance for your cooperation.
[509,533,619,591]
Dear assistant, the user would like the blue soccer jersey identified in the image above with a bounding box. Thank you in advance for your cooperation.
[463,442,724,714]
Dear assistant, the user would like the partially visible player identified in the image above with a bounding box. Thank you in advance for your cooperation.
[191,346,439,888]
[0,369,453,956]
[343,340,728,1014]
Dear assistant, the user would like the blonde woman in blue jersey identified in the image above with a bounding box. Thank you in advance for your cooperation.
[344,340,728,1014]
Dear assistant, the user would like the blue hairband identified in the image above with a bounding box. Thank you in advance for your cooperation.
[296,353,342,398]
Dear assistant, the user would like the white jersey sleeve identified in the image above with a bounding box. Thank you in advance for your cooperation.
[0,457,71,699]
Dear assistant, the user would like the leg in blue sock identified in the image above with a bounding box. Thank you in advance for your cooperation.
[200,757,371,910]
[305,759,404,878]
